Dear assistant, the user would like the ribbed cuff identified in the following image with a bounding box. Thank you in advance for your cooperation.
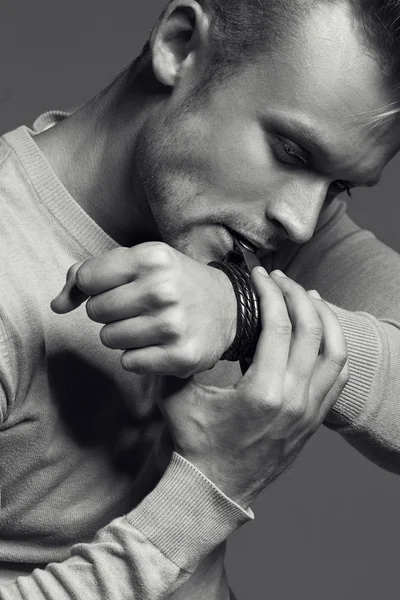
[324,305,381,429]
[126,452,254,573]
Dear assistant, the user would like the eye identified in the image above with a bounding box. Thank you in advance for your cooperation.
[271,136,308,166]
[333,181,353,198]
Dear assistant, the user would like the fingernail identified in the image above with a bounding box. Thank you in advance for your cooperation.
[308,289,322,299]
[271,269,286,277]
[256,266,269,277]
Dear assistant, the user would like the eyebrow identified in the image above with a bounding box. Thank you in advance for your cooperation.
[265,115,381,188]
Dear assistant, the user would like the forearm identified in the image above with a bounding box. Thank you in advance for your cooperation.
[0,453,252,600]
[323,307,400,472]
[270,198,400,469]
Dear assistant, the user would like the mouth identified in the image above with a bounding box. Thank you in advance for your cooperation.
[224,227,258,254]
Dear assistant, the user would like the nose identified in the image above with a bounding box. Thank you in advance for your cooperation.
[266,178,327,245]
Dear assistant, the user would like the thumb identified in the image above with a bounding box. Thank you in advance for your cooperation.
[50,262,89,314]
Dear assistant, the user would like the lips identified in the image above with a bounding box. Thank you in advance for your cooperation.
[235,235,257,253]
[225,227,257,253]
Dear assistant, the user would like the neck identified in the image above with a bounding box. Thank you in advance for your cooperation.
[34,60,167,247]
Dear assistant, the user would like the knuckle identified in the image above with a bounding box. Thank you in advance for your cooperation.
[265,284,285,301]
[329,352,348,372]
[148,280,179,306]
[120,353,141,373]
[158,281,179,305]
[302,321,323,343]
[285,399,306,422]
[284,383,307,421]
[234,385,282,417]
[262,393,282,414]
[155,313,182,339]
[75,264,91,293]
[169,343,201,375]
[271,318,292,337]
[66,263,80,281]
[181,343,201,368]
[146,242,174,269]
[120,353,131,371]
[85,297,99,321]
[99,325,113,348]
[146,287,161,306]
[162,353,194,378]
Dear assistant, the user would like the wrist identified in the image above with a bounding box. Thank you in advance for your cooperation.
[214,269,237,352]
[179,452,254,510]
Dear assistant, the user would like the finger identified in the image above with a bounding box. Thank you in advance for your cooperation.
[239,267,292,393]
[74,242,173,297]
[100,315,176,349]
[306,293,349,414]
[85,282,147,323]
[50,262,89,314]
[269,271,322,385]
[74,247,134,296]
[120,345,193,377]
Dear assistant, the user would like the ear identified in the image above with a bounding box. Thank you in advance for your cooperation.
[150,0,210,87]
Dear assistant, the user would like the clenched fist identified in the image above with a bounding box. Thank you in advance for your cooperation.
[50,242,236,377]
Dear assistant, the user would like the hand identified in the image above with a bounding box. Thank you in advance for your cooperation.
[155,267,349,509]
[50,242,236,377]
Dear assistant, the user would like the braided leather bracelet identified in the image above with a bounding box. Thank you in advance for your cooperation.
[207,261,253,360]
[208,240,262,371]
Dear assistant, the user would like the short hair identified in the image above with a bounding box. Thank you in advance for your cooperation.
[356,0,400,91]
[130,0,400,114]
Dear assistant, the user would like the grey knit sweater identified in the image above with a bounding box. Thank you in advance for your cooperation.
[0,111,399,598]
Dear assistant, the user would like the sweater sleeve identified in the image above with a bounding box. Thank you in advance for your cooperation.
[268,198,400,473]
[0,317,13,425]
[0,452,253,600]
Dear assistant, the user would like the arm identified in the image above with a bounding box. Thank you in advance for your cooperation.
[0,452,252,600]
[271,198,400,472]
[0,263,348,599]
[0,323,251,598]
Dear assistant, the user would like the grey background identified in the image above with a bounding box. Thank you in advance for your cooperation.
[1,1,399,599]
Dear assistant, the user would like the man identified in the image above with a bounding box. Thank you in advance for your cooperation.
[0,0,400,598]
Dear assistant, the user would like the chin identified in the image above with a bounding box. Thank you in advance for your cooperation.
[160,231,222,263]
[170,238,210,262]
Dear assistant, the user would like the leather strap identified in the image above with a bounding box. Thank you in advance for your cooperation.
[208,239,262,373]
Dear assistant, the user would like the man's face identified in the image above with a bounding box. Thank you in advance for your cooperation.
[136,2,400,263]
